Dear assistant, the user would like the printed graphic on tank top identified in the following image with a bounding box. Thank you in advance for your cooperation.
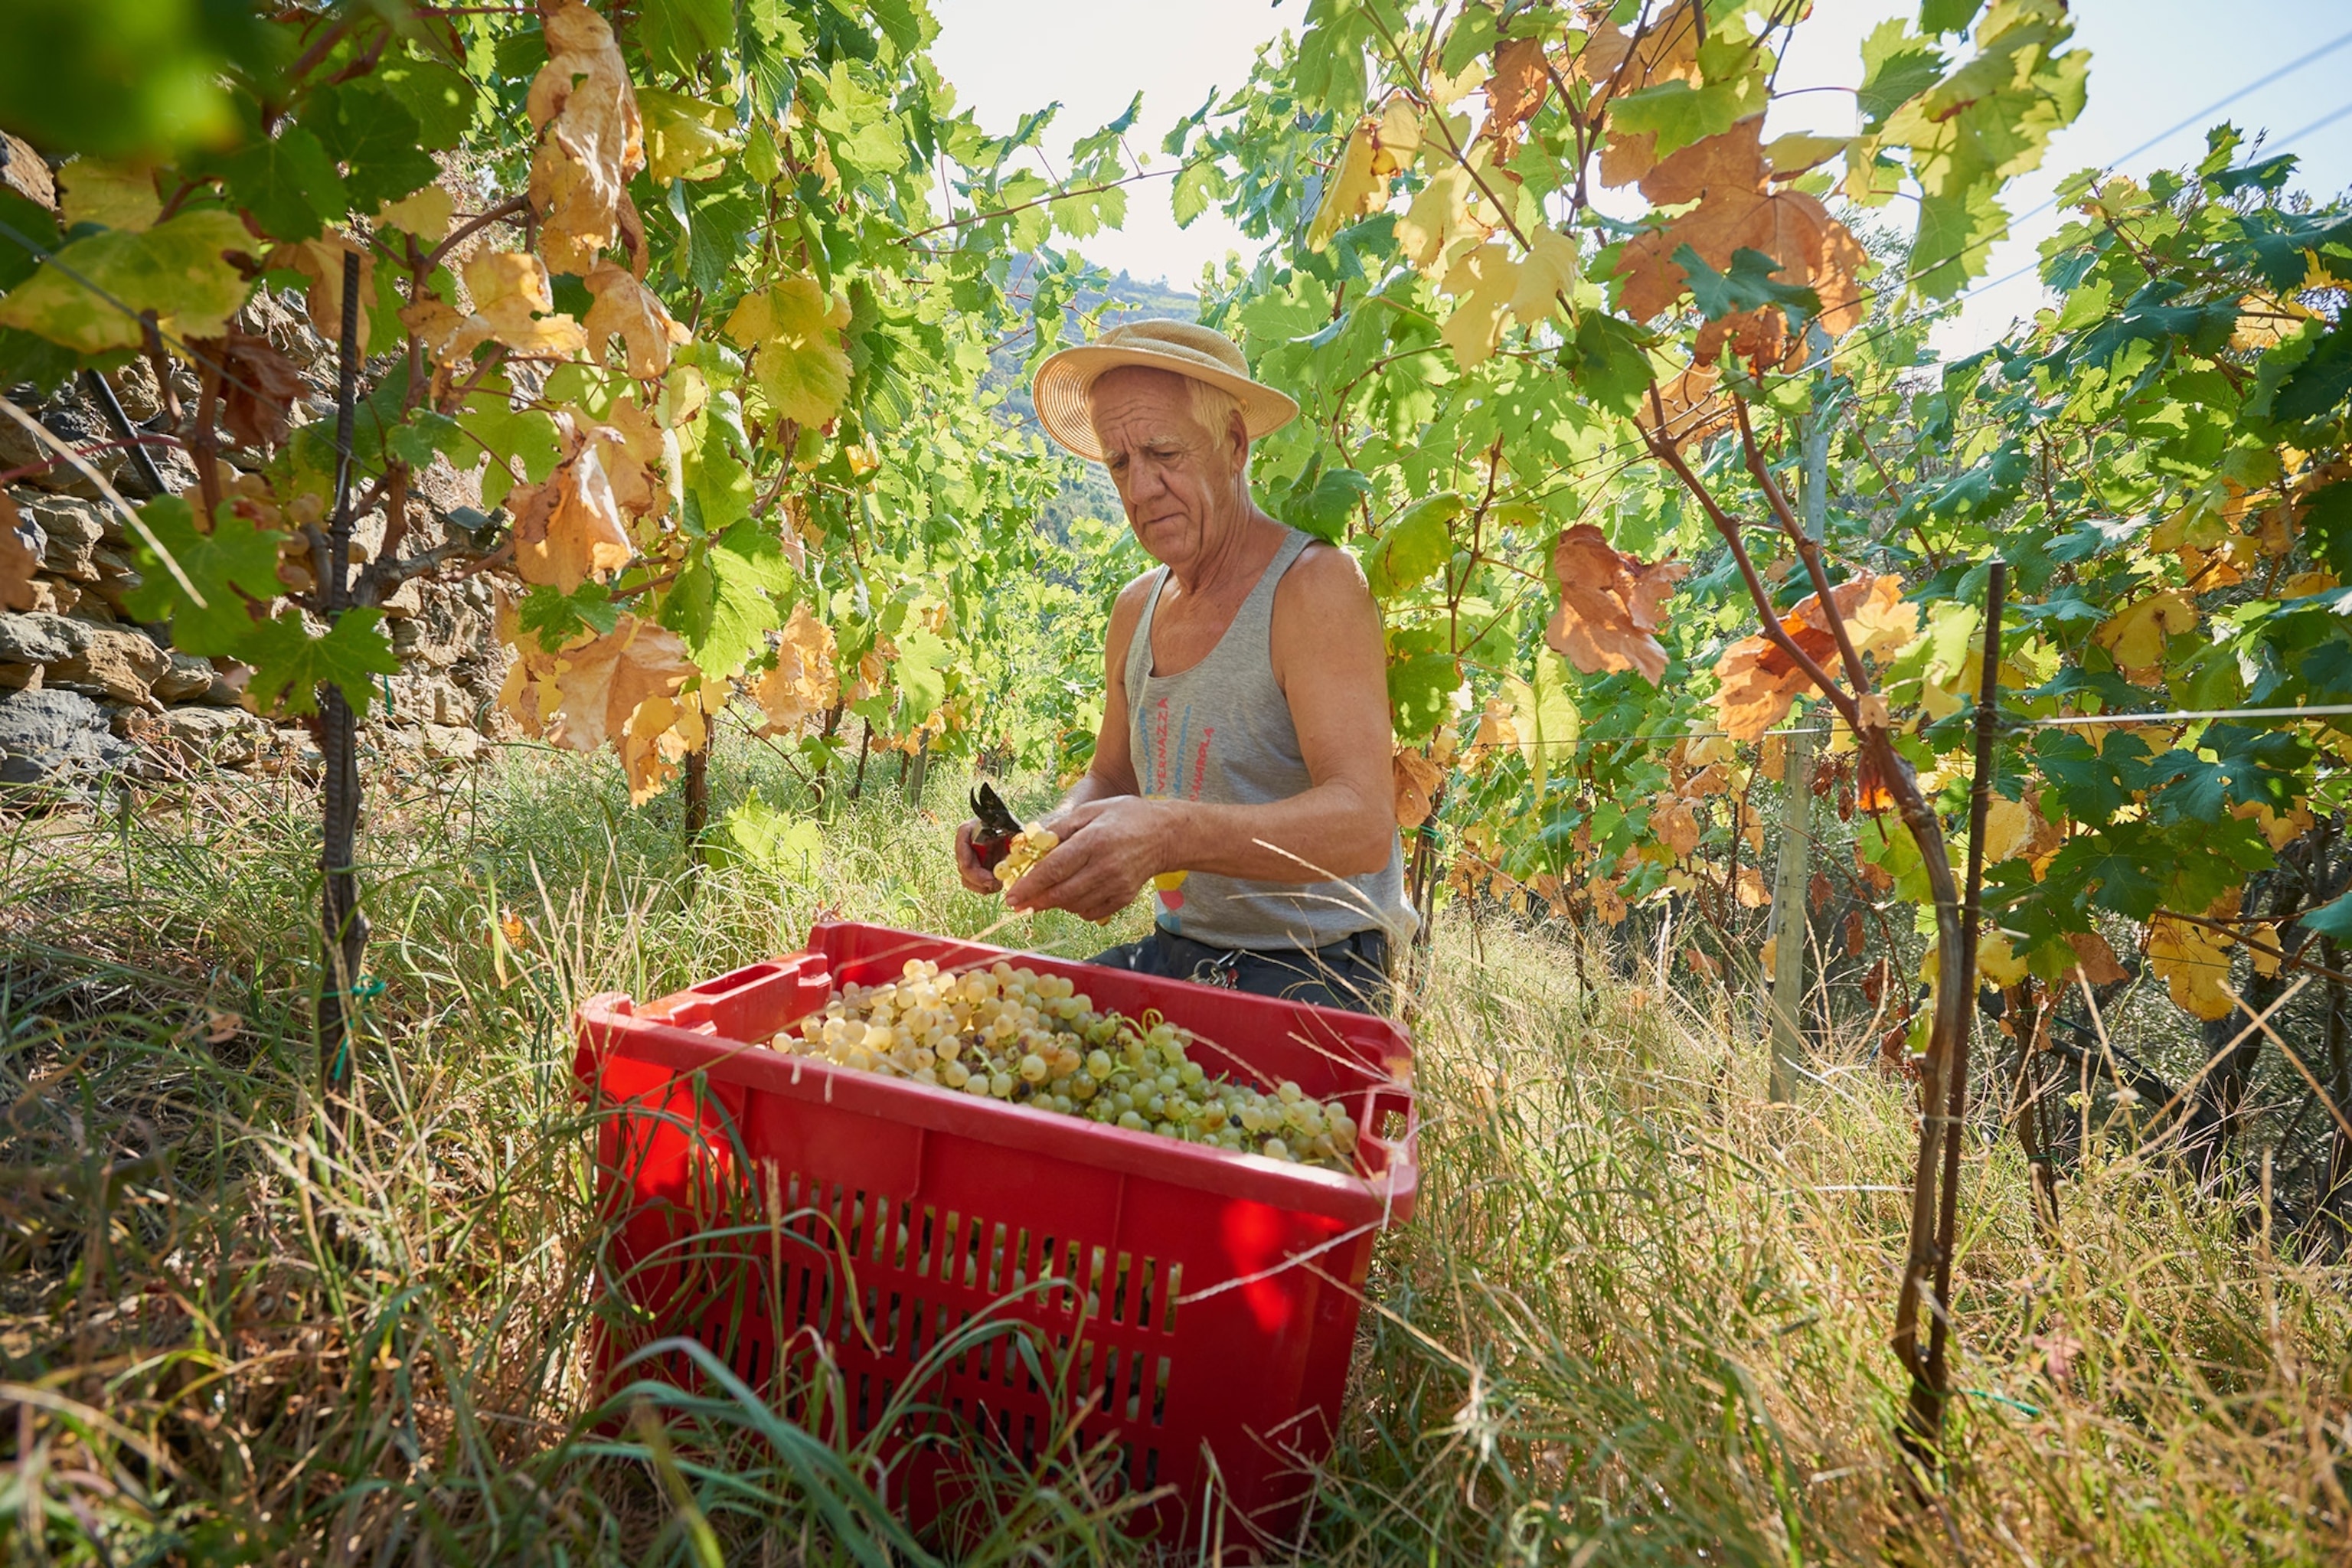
[1123,527,1417,952]
[1135,692,1213,934]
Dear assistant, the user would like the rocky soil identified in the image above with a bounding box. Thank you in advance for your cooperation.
[2,290,508,794]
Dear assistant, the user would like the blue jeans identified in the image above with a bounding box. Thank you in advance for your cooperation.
[1086,926,1392,1014]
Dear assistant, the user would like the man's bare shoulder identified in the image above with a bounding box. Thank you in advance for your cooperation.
[1108,567,1159,632]
[1277,540,1377,616]
[1103,567,1162,662]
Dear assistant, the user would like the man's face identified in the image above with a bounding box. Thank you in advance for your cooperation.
[1087,367,1241,567]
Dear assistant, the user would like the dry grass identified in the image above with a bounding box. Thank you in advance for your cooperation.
[0,746,2345,1564]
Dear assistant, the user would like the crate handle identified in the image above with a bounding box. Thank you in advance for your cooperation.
[648,952,833,1039]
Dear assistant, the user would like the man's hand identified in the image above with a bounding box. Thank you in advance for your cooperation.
[1007,796,1168,921]
[952,818,1004,897]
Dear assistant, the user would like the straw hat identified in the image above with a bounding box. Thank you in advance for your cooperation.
[1031,318,1298,462]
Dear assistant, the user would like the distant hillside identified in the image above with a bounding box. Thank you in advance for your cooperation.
[985,264,1200,543]
[988,266,1198,427]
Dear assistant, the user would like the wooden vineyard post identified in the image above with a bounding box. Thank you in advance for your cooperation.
[682,731,712,880]
[1764,415,1830,1102]
[1765,730,1817,1099]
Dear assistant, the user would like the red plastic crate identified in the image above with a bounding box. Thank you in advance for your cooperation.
[570,920,1417,1551]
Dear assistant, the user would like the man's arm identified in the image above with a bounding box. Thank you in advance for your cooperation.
[1011,546,1397,920]
[953,570,1152,893]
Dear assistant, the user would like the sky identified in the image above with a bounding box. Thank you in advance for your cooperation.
[929,0,2352,354]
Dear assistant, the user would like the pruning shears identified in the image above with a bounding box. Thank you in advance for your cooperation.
[969,780,1024,872]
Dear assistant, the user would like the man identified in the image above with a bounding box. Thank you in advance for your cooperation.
[953,319,1415,1012]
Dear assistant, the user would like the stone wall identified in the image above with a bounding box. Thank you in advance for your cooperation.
[1,294,508,791]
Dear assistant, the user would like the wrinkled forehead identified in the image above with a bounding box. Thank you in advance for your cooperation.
[1086,365,1211,454]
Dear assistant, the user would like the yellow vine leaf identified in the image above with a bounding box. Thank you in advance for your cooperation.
[495,590,563,736]
[527,0,645,275]
[577,397,673,522]
[2146,916,2235,1021]
[1395,157,1491,275]
[405,250,586,362]
[1438,243,1519,367]
[583,259,690,380]
[1763,132,1851,180]
[2247,922,2283,979]
[1508,224,1580,326]
[375,185,453,240]
[1979,794,2032,865]
[727,278,854,427]
[2093,589,2197,677]
[2232,799,2314,852]
[1546,523,1690,684]
[2230,291,2311,351]
[638,87,737,185]
[1371,98,1423,174]
[0,209,250,354]
[1978,930,2029,988]
[57,158,160,232]
[1307,118,1383,251]
[1298,100,1423,253]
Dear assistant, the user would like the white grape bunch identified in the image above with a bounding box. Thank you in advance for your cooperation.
[765,959,1361,1171]
[993,829,1059,887]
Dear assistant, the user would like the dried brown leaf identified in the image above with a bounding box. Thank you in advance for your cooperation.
[547,614,692,754]
[527,0,645,274]
[511,440,632,592]
[271,234,374,354]
[1711,573,1909,743]
[207,329,307,451]
[2065,930,2130,986]
[583,258,689,379]
[1544,522,1688,684]
[1393,746,1446,829]
[1481,37,1551,159]
[753,605,841,733]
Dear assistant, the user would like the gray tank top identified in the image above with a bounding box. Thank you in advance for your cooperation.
[1123,527,1417,952]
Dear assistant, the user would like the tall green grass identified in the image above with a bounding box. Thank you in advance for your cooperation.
[1,743,2344,1563]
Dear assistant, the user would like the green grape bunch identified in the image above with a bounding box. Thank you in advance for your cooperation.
[992,828,1060,888]
[768,959,1361,1171]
